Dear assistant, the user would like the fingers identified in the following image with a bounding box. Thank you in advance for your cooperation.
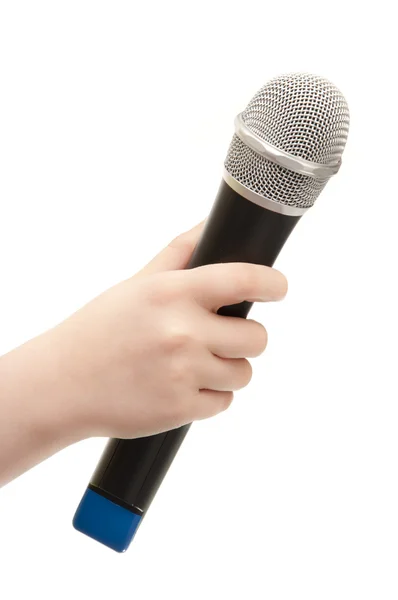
[192,390,234,420]
[183,356,250,419]
[188,262,288,310]
[198,356,253,392]
[205,315,268,358]
[141,220,206,275]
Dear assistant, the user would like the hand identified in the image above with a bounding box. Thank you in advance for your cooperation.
[47,221,288,438]
[0,221,287,484]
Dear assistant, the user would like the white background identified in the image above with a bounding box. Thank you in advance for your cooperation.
[0,1,397,599]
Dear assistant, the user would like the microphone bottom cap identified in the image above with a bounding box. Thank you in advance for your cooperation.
[73,488,142,553]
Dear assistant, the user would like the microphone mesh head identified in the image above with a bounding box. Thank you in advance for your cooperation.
[224,73,350,209]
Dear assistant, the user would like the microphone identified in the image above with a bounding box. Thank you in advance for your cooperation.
[73,73,350,552]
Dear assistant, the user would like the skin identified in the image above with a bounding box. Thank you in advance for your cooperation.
[0,221,287,486]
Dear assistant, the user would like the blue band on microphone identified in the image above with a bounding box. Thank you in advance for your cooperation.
[73,488,142,553]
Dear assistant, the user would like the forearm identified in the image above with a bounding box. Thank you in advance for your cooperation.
[0,331,86,486]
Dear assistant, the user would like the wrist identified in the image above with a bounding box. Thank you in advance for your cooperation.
[0,331,90,452]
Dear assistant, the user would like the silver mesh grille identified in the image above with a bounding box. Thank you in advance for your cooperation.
[224,73,350,208]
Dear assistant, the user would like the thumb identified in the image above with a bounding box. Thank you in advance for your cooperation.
[140,220,206,275]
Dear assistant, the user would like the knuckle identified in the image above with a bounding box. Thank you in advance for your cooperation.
[162,325,194,353]
[169,355,190,385]
[161,325,198,388]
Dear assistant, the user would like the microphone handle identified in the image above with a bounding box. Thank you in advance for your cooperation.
[73,180,300,551]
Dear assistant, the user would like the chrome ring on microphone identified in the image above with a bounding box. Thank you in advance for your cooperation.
[234,112,341,180]
[223,168,308,217]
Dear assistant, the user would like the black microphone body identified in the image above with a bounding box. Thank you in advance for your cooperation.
[73,73,349,552]
[73,179,300,551]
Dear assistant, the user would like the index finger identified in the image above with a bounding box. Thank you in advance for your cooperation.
[188,262,288,310]
[141,220,206,275]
